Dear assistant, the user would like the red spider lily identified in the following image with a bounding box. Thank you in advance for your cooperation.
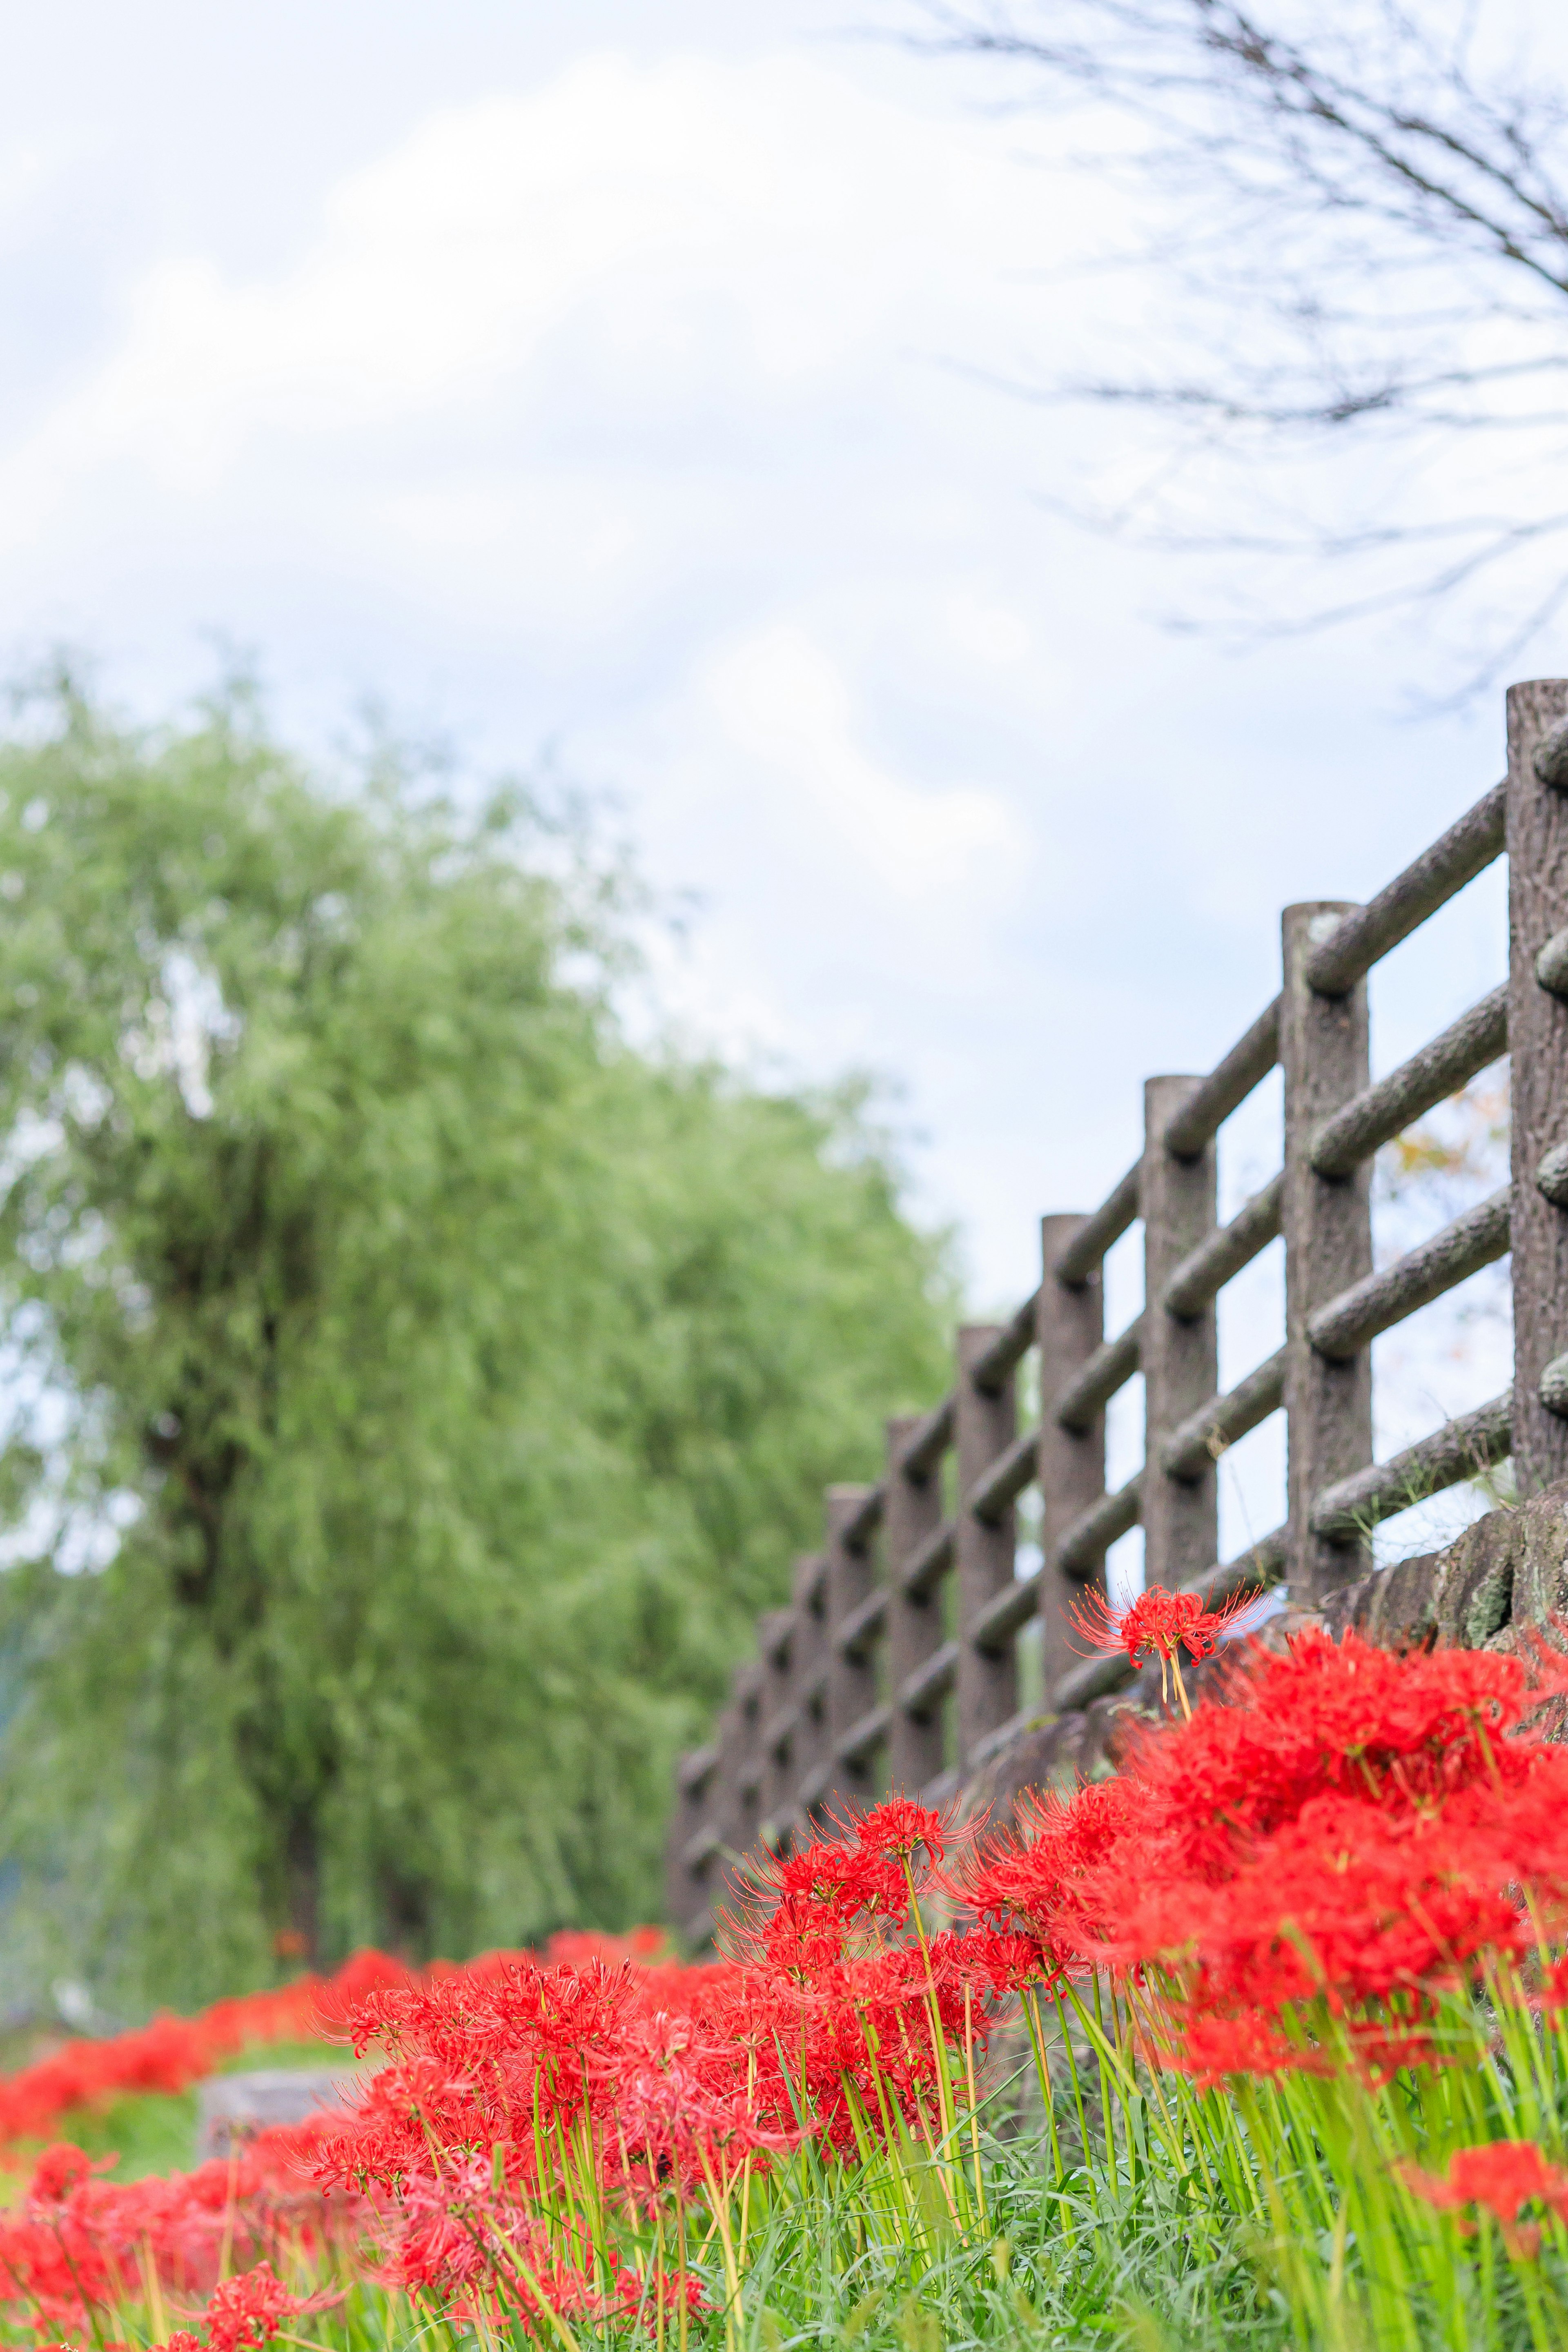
[614,2265,708,2318]
[1401,2140,1568,2259]
[0,1867,1017,2339]
[0,2125,362,2343]
[735,1800,967,1962]
[202,2260,339,2352]
[304,1805,1018,2307]
[0,1931,670,2157]
[941,1926,1050,1998]
[595,2011,796,2204]
[1096,1628,1564,1899]
[1118,1793,1537,2009]
[962,1778,1141,1975]
[1535,1954,1568,2013]
[27,2144,112,2203]
[851,1798,951,1868]
[1145,2007,1333,2088]
[1068,1583,1258,1715]
[0,1947,432,2152]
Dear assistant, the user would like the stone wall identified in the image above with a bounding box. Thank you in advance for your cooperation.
[965,1480,1568,1830]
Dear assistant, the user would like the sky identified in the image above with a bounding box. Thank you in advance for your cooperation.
[0,0,1538,1572]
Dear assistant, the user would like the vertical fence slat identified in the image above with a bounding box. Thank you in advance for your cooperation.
[783,1550,827,1841]
[715,1663,763,1921]
[1282,900,1374,1603]
[1142,1077,1219,1589]
[1036,1212,1107,1693]
[956,1324,1017,1768]
[666,1750,715,1944]
[1508,679,1568,1496]
[693,1693,741,1944]
[757,1608,795,1854]
[824,1483,878,1819]
[885,1412,945,1794]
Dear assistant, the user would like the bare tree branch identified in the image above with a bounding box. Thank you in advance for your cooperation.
[907,0,1568,688]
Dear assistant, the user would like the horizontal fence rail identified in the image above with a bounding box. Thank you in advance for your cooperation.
[666,681,1568,1948]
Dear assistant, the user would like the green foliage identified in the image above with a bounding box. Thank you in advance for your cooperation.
[0,676,953,2009]
[46,2086,199,2183]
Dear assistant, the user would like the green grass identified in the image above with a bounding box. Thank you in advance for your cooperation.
[9,2005,1568,2346]
[5,2056,1562,2350]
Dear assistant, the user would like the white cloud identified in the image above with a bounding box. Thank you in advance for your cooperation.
[0,52,1054,533]
[702,622,1027,901]
[945,589,1033,668]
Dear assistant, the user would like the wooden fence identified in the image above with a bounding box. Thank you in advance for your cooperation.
[665,677,1568,1947]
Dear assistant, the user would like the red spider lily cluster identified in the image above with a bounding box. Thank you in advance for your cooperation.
[0,1951,414,2153]
[17,1599,1568,2342]
[298,1628,1568,2317]
[1402,2141,1568,2260]
[0,1931,673,2343]
[0,1928,669,2155]
[0,2125,352,2344]
[305,1803,1029,2323]
[967,1624,1568,2082]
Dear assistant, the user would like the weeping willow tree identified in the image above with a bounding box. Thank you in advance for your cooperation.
[0,675,953,2013]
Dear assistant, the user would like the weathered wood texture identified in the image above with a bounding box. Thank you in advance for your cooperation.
[823,1486,877,1816]
[1509,681,1568,1493]
[1308,1190,1511,1361]
[715,1663,764,1910]
[1281,904,1374,1605]
[1310,986,1507,1179]
[1162,1175,1281,1319]
[884,1412,945,1792]
[955,1325,1017,1766]
[782,1551,827,1837]
[970,1427,1039,1523]
[1141,1075,1218,1588]
[1036,1212,1107,1695]
[1057,1473,1142,1577]
[1535,927,1568,1000]
[1054,1163,1139,1283]
[757,1607,795,1845]
[1304,782,1506,996]
[1160,1349,1285,1482]
[1054,1314,1140,1432]
[971,1292,1041,1393]
[1311,1393,1514,1540]
[1161,1000,1280,1156]
[897,1396,954,1481]
[665,1744,716,1933]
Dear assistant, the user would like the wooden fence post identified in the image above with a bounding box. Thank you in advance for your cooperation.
[784,1551,828,1839]
[956,1324,1016,1768]
[1281,901,1373,1603]
[824,1483,878,1819]
[1508,679,1568,1495]
[885,1413,945,1794]
[665,1747,717,1942]
[1142,1078,1218,1590]
[1036,1214,1106,1693]
[714,1662,764,1920]
[757,1607,795,1853]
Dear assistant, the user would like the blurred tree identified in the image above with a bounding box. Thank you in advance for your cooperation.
[0,674,954,2011]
